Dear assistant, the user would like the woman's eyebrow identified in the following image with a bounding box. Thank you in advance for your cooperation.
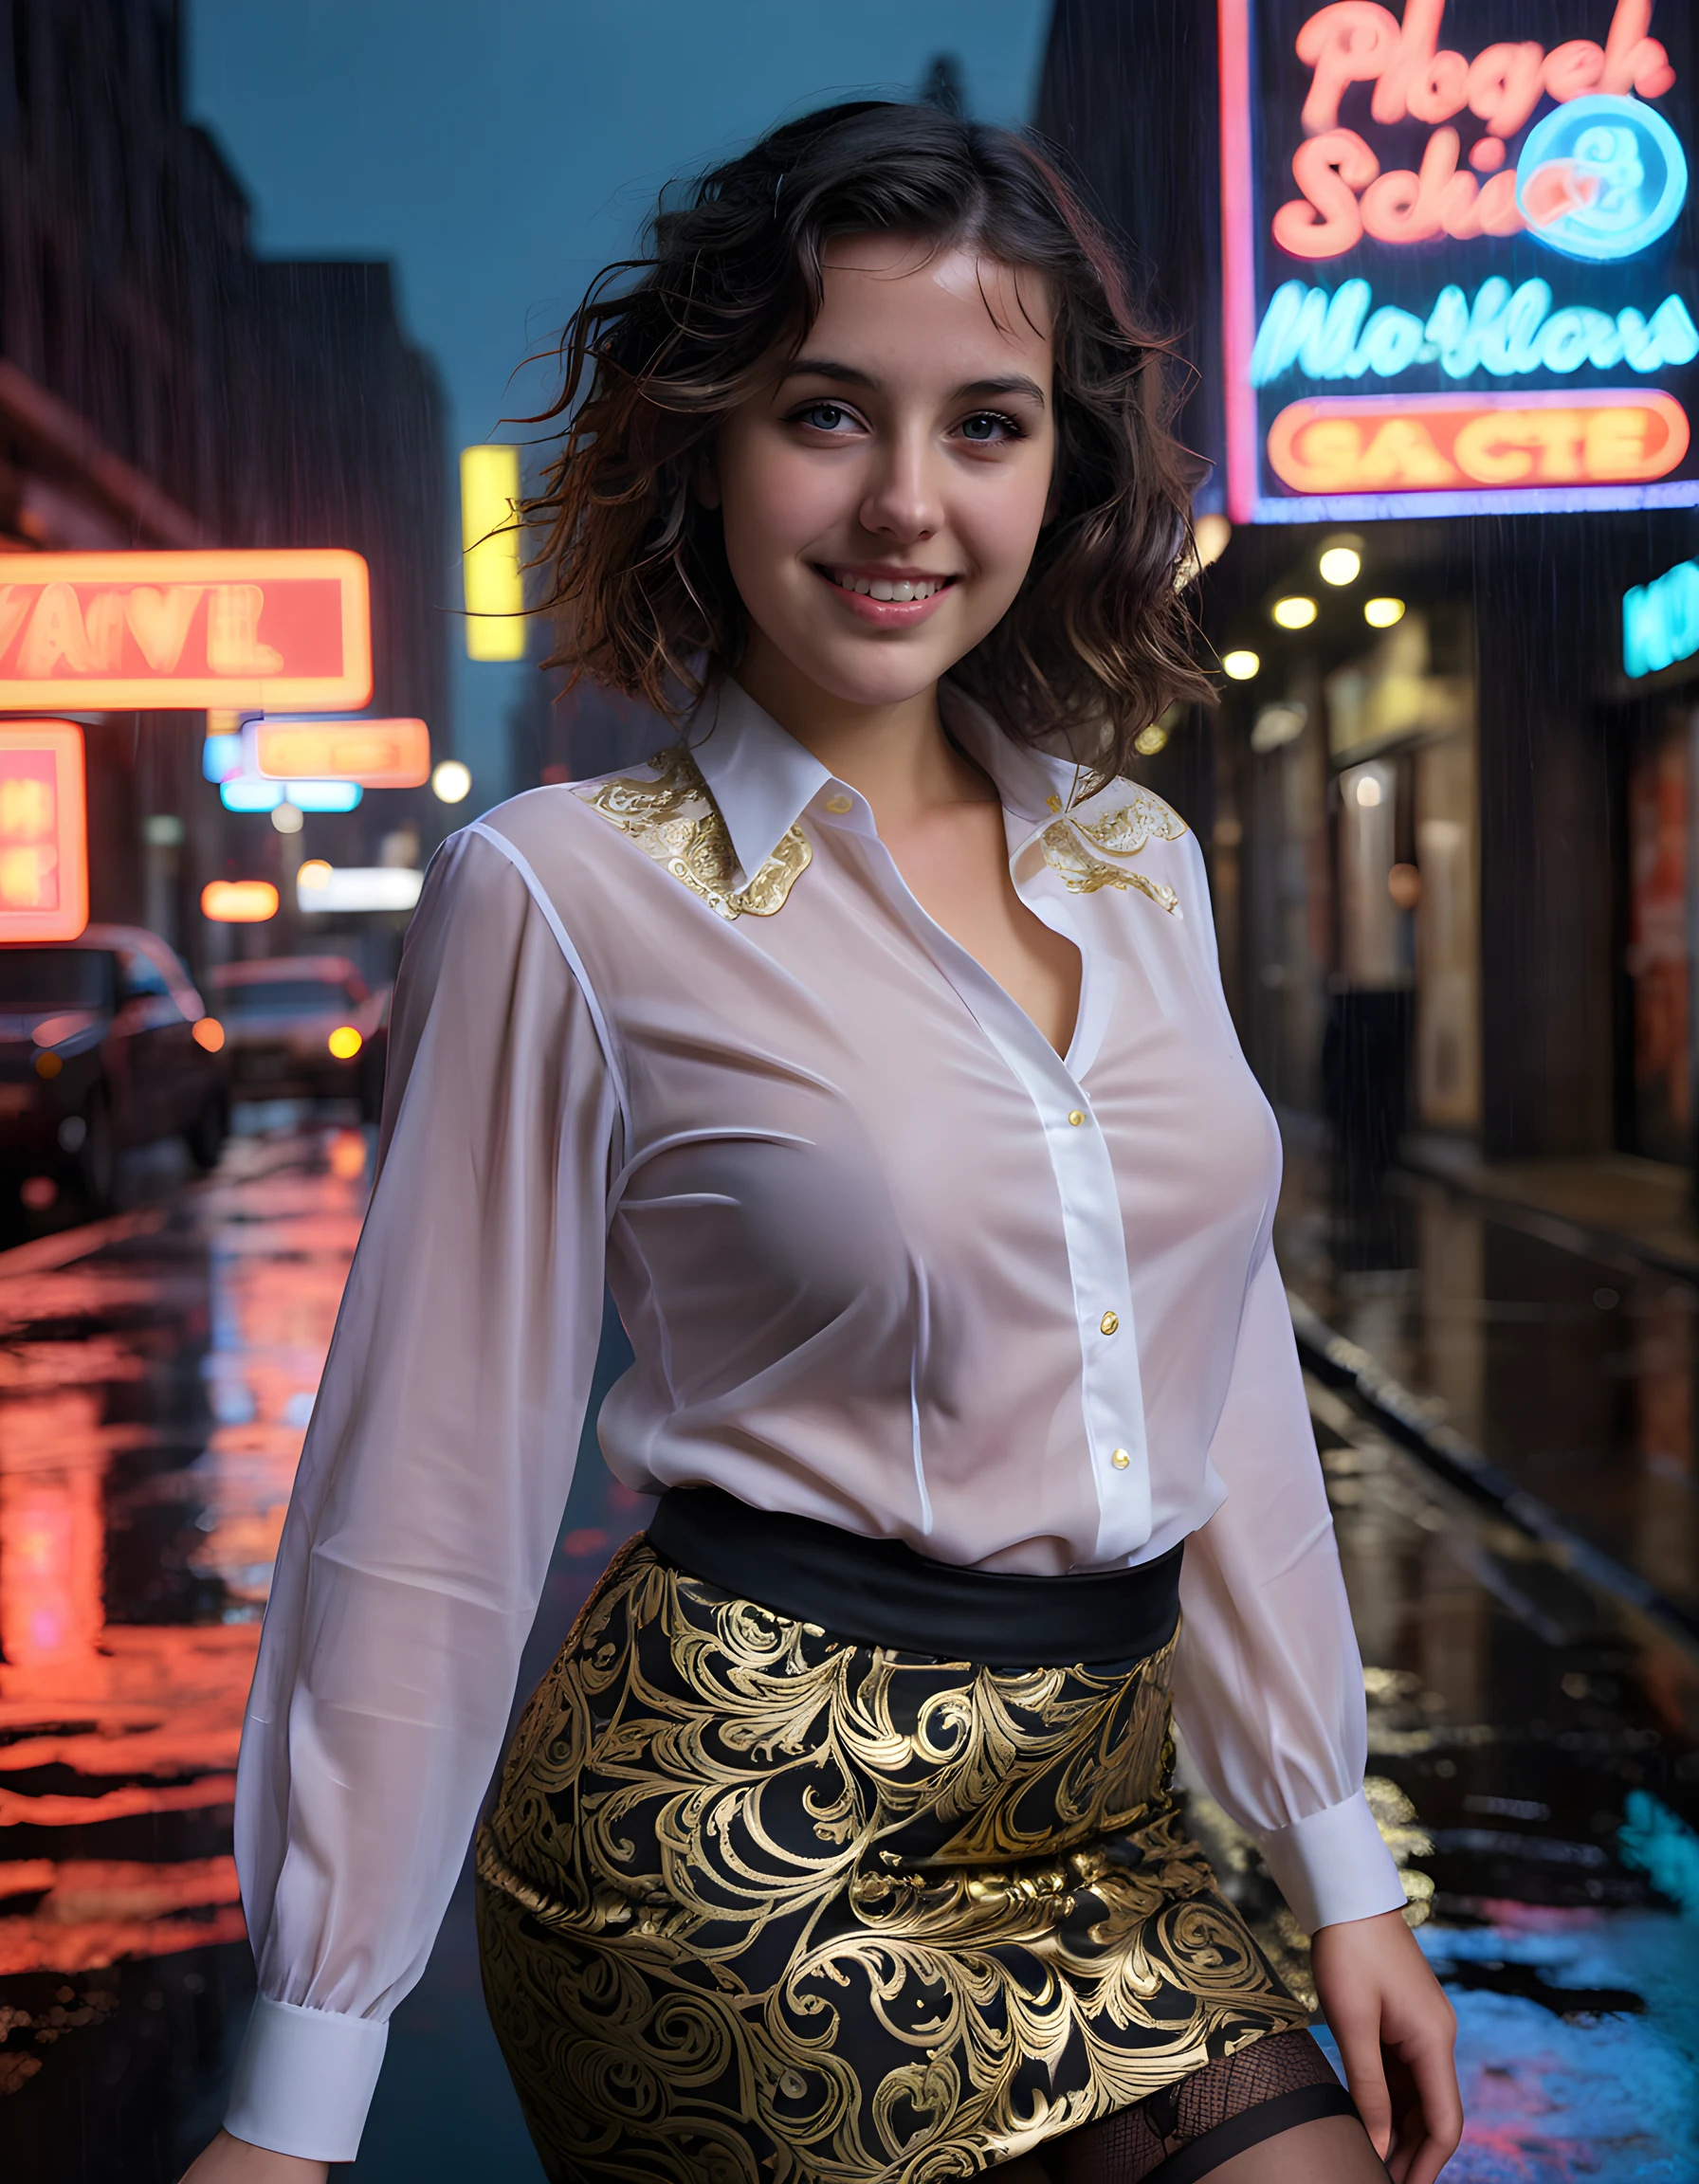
[782,356,877,389]
[956,373,1047,409]
[781,359,1047,408]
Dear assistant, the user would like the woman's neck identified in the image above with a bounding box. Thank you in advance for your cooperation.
[731,638,995,828]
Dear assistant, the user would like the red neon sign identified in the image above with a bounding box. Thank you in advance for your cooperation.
[0,722,87,942]
[1267,387,1690,493]
[1219,0,1699,521]
[0,552,372,711]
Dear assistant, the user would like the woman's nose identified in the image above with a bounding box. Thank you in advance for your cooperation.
[858,433,941,542]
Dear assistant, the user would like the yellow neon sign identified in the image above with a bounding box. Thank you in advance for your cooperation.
[460,446,527,662]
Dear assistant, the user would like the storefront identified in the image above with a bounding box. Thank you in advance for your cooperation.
[1614,540,1699,1168]
[1041,0,1699,1171]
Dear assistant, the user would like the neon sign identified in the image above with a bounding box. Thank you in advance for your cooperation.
[0,552,373,710]
[0,723,86,941]
[1623,555,1699,675]
[1221,0,1699,519]
[1252,278,1699,383]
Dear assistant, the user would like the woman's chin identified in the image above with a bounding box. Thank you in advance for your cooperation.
[783,632,971,712]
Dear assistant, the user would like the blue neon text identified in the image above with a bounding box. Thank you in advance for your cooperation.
[1624,559,1699,680]
[1251,280,1699,388]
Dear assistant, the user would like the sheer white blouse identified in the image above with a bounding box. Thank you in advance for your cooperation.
[225,681,1406,2162]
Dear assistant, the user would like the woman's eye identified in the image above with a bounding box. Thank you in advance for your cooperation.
[797,402,853,432]
[958,411,1019,445]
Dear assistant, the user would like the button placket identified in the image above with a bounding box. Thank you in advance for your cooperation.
[850,824,1150,1558]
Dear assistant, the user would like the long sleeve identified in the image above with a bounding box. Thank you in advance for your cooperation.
[1171,1230,1408,1936]
[224,828,619,2162]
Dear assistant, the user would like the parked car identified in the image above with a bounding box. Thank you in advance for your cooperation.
[0,925,231,1210]
[210,956,390,1119]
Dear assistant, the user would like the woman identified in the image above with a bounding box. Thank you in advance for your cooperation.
[185,102,1460,2184]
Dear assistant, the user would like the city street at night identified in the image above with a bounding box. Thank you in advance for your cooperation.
[2,1119,1697,2182]
[9,2,1699,2180]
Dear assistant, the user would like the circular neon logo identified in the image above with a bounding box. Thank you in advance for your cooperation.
[1517,94,1688,262]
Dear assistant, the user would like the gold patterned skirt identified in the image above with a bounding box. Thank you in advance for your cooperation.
[475,1534,1307,2184]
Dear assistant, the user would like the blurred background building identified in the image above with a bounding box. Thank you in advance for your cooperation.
[0,0,449,986]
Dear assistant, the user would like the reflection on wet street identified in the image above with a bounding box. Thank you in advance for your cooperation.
[1279,1124,1699,1635]
[2,1125,1697,2180]
[0,1121,371,2175]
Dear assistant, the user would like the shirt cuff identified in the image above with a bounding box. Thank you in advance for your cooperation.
[1257,1790,1410,1935]
[224,1995,389,2162]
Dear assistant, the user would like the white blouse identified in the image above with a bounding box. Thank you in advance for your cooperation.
[225,681,1406,2162]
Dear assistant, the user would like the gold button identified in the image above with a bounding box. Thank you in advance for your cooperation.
[824,793,853,814]
[1068,1110,1086,1127]
[1111,1448,1131,1469]
[1100,1310,1119,1336]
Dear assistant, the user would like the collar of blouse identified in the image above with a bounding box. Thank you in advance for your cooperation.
[687,677,1163,904]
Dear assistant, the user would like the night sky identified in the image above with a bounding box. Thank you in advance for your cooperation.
[187,1,1050,804]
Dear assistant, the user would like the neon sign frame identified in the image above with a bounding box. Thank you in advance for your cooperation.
[1219,0,1699,521]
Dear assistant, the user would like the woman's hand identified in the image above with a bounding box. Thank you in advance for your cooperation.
[177,2128,329,2184]
[1311,1908,1463,2184]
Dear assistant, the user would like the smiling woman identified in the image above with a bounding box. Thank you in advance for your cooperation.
[184,99,1459,2184]
[525,100,1212,778]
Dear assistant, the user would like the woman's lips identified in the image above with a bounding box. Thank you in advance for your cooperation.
[813,565,957,628]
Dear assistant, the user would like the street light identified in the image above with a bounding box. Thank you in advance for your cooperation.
[1319,544,1361,586]
[432,759,472,803]
[1221,648,1260,681]
[1365,597,1407,628]
[1272,595,1317,628]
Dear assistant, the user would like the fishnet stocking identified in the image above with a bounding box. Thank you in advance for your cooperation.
[1040,2030,1356,2181]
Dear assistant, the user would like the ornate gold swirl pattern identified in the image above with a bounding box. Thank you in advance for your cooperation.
[583,747,812,919]
[1039,790,1187,912]
[476,1540,1304,2182]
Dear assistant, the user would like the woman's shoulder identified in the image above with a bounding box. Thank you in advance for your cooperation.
[1039,776,1203,921]
[452,753,677,896]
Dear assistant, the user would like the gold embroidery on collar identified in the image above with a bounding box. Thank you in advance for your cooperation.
[1040,789,1188,912]
[583,745,811,920]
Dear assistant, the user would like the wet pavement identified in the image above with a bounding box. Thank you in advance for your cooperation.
[1,1122,1696,2181]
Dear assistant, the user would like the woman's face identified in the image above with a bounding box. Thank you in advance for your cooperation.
[708,234,1057,710]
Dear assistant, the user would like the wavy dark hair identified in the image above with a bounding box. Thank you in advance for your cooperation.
[527,100,1213,778]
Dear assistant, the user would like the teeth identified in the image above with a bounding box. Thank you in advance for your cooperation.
[833,572,944,602]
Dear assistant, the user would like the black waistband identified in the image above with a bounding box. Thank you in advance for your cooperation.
[646,1487,1184,1669]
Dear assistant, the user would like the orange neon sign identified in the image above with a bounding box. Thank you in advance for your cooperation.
[0,722,87,942]
[0,551,372,711]
[253,718,430,787]
[1266,388,1690,495]
[201,881,280,924]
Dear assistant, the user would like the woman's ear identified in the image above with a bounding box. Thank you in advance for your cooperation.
[694,446,722,510]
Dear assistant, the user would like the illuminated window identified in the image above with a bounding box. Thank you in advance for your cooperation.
[296,865,424,915]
